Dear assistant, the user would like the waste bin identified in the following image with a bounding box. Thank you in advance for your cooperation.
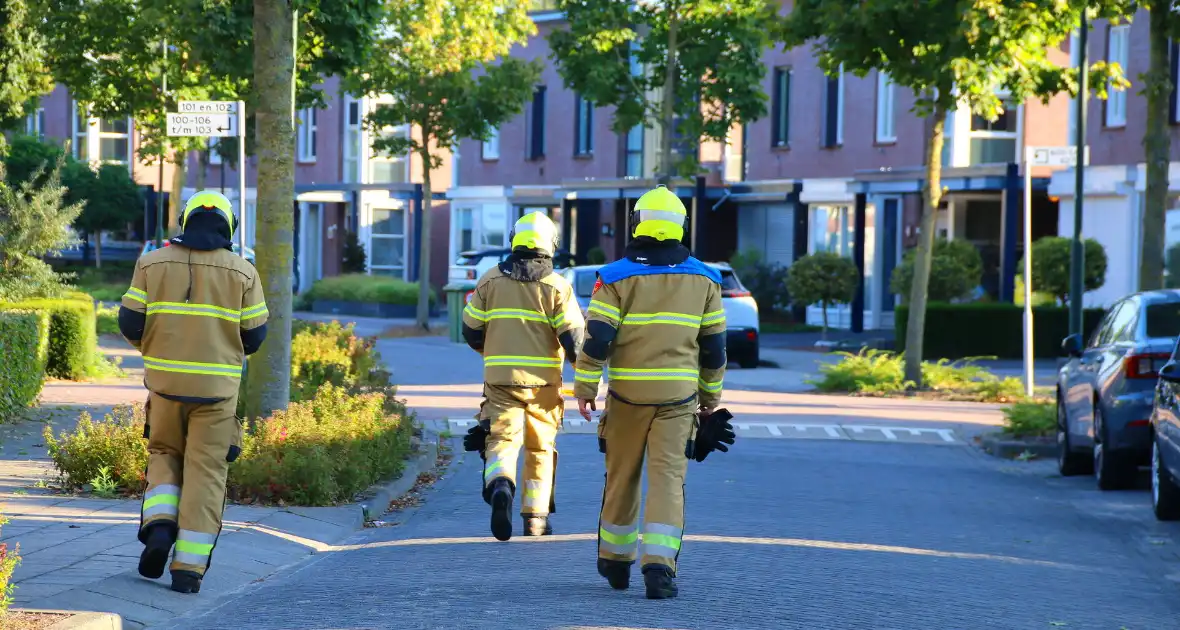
[444,281,477,343]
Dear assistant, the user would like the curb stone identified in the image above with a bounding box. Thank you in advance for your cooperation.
[979,432,1057,459]
[359,438,441,522]
[10,609,124,629]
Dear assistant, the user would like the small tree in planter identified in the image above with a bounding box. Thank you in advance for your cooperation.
[890,239,981,304]
[1020,236,1107,305]
[786,252,858,339]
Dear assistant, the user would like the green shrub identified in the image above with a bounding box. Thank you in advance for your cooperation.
[809,349,910,394]
[891,239,983,303]
[1018,237,1107,304]
[1001,401,1056,437]
[96,303,119,335]
[0,310,50,419]
[787,252,858,335]
[43,404,149,493]
[731,249,790,316]
[0,515,19,615]
[341,231,368,274]
[305,274,435,306]
[587,246,607,265]
[228,384,413,506]
[2,296,97,380]
[896,302,1106,359]
[922,358,1025,402]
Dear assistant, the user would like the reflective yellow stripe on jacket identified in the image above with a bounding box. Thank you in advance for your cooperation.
[143,356,243,377]
[484,355,563,369]
[147,302,242,323]
[241,301,268,322]
[465,303,565,327]
[607,367,698,382]
[588,299,621,323]
[621,312,703,328]
[124,287,147,304]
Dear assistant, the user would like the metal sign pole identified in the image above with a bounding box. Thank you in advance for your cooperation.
[1022,147,1035,398]
[237,100,247,259]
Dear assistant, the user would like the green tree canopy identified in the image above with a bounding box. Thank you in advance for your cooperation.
[549,0,777,179]
[781,0,1131,386]
[786,251,858,338]
[352,0,543,329]
[890,239,983,303]
[0,0,54,134]
[0,158,84,301]
[1020,236,1107,305]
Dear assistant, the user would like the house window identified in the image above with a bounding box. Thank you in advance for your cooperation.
[968,101,1018,164]
[344,99,361,182]
[72,102,131,164]
[810,205,855,257]
[370,204,406,277]
[822,66,844,148]
[482,126,500,160]
[208,138,222,165]
[625,125,644,177]
[876,71,896,143]
[771,67,791,148]
[1106,24,1129,127]
[574,94,594,156]
[527,86,547,160]
[454,207,475,254]
[369,102,409,184]
[297,107,317,162]
[26,107,44,137]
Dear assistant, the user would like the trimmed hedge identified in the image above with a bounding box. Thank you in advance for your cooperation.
[2,295,97,380]
[304,274,436,306]
[0,310,50,418]
[896,303,1106,359]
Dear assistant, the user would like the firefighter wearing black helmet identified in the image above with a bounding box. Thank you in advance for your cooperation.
[118,190,268,595]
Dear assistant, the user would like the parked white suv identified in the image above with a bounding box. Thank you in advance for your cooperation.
[561,261,761,368]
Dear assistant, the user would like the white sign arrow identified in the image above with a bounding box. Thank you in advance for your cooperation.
[166,112,239,137]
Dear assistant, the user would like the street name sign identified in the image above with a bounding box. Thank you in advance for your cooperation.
[177,100,239,115]
[1028,145,1089,167]
[166,112,238,137]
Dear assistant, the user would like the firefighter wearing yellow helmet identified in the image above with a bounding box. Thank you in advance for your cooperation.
[460,211,585,540]
[574,185,736,599]
[118,190,268,594]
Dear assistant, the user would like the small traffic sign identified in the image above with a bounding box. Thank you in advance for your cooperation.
[177,100,239,115]
[1027,145,1089,167]
[166,112,238,137]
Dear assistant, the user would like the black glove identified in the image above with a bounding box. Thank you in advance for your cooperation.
[463,423,489,455]
[693,408,736,462]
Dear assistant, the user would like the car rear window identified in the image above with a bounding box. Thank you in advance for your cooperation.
[575,272,598,297]
[455,254,480,266]
[1146,301,1180,339]
[720,271,742,291]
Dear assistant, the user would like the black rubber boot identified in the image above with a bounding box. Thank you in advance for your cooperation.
[597,558,632,590]
[170,570,203,594]
[489,480,513,542]
[522,515,552,537]
[137,524,175,579]
[643,564,678,599]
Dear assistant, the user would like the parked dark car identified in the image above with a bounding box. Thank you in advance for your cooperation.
[1057,291,1180,489]
[1145,302,1180,519]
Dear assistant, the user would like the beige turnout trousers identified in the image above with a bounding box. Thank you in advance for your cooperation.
[597,396,697,573]
[139,393,242,576]
[481,384,563,515]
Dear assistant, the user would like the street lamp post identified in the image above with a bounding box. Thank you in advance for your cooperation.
[156,38,167,248]
[1070,14,1089,337]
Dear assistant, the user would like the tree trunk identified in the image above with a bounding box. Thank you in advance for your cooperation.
[820,300,828,340]
[168,151,187,236]
[416,145,434,331]
[1142,7,1171,291]
[245,0,295,420]
[657,11,679,185]
[94,231,102,269]
[195,148,209,191]
[902,105,949,388]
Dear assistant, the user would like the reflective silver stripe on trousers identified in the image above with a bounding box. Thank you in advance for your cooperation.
[141,484,180,518]
[641,522,683,559]
[523,480,546,511]
[173,529,218,566]
[599,520,639,556]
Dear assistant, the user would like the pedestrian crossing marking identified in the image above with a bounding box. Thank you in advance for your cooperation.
[435,418,963,445]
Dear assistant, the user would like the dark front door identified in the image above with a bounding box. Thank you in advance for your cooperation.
[881,198,900,312]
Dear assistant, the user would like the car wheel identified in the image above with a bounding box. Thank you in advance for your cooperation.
[1152,435,1180,521]
[738,343,759,370]
[1094,405,1135,490]
[1057,394,1091,476]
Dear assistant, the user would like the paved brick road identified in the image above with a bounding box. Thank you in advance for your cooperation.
[163,434,1180,630]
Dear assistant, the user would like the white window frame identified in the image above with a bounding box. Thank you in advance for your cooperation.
[1106,24,1129,127]
[368,201,409,279]
[965,95,1021,165]
[876,71,896,143]
[71,101,132,166]
[26,107,44,137]
[482,127,500,160]
[297,107,317,162]
[208,137,222,165]
[344,96,362,183]
[368,97,411,184]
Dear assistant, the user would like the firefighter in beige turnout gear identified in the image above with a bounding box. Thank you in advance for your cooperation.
[118,190,268,594]
[461,211,585,541]
[575,185,727,599]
